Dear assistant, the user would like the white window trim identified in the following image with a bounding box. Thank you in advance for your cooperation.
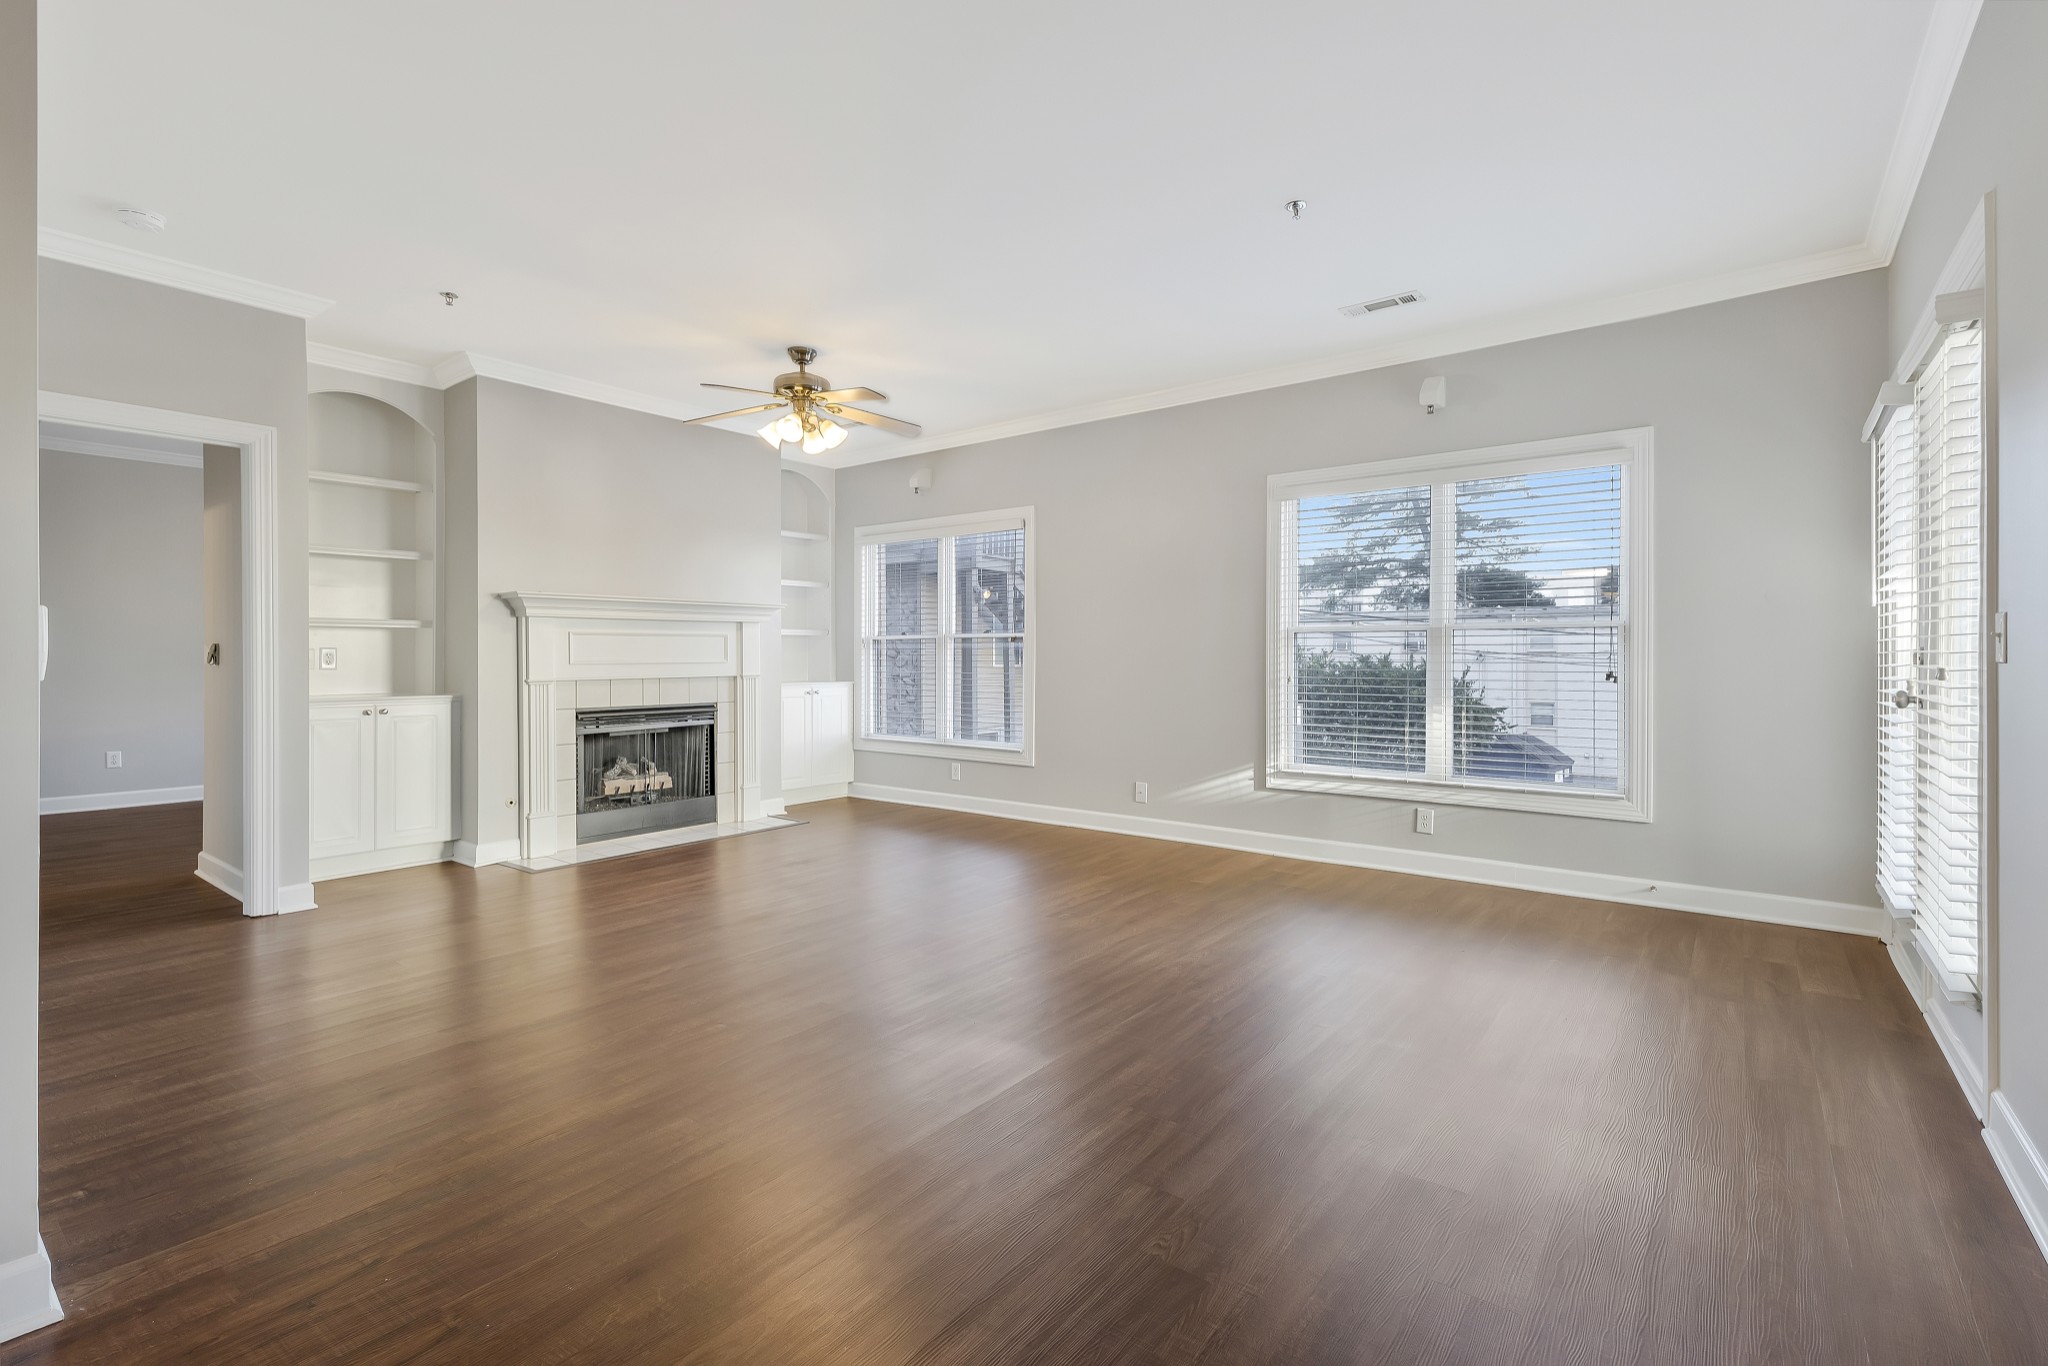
[1874,196,1991,1008]
[854,505,1036,767]
[1265,427,1654,822]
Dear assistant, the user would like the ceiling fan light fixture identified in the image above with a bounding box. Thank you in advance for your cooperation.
[775,413,805,443]
[820,420,848,451]
[756,420,784,449]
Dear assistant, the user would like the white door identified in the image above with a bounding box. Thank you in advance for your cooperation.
[375,699,453,848]
[309,704,377,859]
[781,683,814,790]
[809,682,854,785]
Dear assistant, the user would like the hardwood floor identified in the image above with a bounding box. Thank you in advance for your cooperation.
[9,799,2047,1364]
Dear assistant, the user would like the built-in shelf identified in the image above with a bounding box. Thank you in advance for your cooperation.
[780,529,827,542]
[310,545,431,562]
[310,618,431,630]
[780,578,828,589]
[781,627,827,637]
[309,470,425,494]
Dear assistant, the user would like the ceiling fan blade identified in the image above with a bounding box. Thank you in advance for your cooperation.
[684,401,788,425]
[825,404,922,437]
[811,386,887,403]
[700,382,784,397]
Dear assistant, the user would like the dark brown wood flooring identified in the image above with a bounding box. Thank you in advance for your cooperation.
[8,798,2046,1364]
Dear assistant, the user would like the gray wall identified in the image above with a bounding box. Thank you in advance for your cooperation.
[37,453,204,803]
[0,0,46,1336]
[837,270,1887,908]
[202,446,243,872]
[455,378,781,851]
[37,260,311,894]
[1889,0,2048,1181]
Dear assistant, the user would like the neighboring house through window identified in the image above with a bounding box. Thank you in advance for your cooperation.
[857,508,1034,765]
[1267,429,1652,819]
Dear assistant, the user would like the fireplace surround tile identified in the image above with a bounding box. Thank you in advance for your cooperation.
[575,679,611,709]
[611,679,644,707]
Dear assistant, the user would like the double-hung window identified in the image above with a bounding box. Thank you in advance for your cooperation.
[856,508,1034,764]
[1268,429,1651,820]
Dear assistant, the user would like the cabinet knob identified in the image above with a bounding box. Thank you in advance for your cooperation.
[378,707,390,715]
[362,708,372,716]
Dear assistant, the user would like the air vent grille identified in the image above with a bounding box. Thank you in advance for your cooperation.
[1339,291,1426,318]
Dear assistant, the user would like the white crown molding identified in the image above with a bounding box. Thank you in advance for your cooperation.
[441,351,704,422]
[307,343,441,388]
[1865,0,1983,266]
[848,784,1890,938]
[830,240,1886,466]
[39,432,203,468]
[36,227,331,318]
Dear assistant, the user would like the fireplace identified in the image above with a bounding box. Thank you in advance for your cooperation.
[575,705,716,843]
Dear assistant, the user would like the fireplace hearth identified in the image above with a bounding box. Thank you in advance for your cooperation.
[575,705,716,843]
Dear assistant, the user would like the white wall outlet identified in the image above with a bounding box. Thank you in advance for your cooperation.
[1414,806,1435,834]
[1134,781,1149,803]
[106,750,123,769]
[317,646,339,671]
[950,762,962,781]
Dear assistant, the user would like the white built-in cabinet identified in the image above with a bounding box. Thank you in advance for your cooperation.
[781,682,853,794]
[310,696,454,876]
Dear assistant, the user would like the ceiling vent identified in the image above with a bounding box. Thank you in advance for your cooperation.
[1339,291,1425,318]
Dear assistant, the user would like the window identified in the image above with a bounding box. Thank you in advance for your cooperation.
[1268,429,1651,820]
[857,508,1033,764]
[1875,322,1983,992]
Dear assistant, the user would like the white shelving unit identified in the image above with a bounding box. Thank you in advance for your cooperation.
[308,391,442,697]
[779,469,834,683]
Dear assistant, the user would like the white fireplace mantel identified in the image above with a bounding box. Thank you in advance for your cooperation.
[499,592,779,861]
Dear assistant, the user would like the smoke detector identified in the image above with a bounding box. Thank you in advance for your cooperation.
[1339,290,1425,318]
[114,208,166,232]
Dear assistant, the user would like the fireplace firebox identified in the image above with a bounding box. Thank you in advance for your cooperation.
[574,705,716,843]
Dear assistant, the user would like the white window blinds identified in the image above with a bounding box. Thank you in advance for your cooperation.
[1875,323,1984,988]
[1275,446,1637,810]
[858,515,1029,754]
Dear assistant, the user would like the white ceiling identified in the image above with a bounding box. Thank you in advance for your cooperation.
[37,0,1967,463]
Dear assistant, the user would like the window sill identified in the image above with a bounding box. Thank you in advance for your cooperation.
[855,736,1035,767]
[1265,767,1649,822]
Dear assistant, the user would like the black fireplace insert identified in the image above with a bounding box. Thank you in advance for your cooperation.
[574,705,716,843]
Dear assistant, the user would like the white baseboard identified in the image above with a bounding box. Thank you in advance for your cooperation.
[1886,936,1988,1118]
[40,784,202,815]
[311,842,453,882]
[453,838,521,868]
[195,853,317,916]
[0,1238,61,1346]
[782,783,850,807]
[1986,1090,2048,1264]
[846,784,1889,938]
[193,850,243,901]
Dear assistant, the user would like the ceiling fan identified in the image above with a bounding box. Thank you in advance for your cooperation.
[684,345,921,456]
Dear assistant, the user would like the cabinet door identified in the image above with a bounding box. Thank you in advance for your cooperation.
[375,700,453,849]
[781,684,814,790]
[309,705,377,859]
[809,682,854,785]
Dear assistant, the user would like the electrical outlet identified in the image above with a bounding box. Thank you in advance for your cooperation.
[106,750,123,769]
[317,646,339,671]
[1414,806,1435,835]
[949,762,962,781]
[1134,781,1149,804]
